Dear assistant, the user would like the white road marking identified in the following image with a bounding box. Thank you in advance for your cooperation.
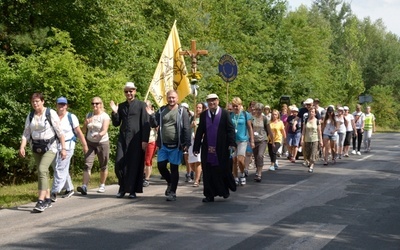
[258,179,309,200]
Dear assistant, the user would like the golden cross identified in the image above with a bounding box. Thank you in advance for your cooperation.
[180,40,208,74]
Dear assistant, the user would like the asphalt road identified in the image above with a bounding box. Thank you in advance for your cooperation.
[0,133,399,250]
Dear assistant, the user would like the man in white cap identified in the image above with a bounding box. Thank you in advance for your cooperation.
[50,97,88,202]
[110,82,150,198]
[193,93,237,202]
[148,90,191,201]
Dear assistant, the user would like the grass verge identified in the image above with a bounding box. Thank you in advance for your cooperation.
[0,164,190,209]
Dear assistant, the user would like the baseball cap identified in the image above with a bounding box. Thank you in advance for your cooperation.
[56,97,68,104]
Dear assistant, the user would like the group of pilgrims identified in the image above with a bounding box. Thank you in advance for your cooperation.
[20,83,376,212]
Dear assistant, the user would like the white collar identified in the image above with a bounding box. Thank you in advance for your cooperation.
[207,106,220,117]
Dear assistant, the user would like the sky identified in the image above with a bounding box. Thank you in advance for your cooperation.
[287,0,400,37]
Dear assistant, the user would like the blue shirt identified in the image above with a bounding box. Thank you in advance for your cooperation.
[230,111,251,142]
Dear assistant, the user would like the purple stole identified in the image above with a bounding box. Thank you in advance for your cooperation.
[206,108,221,166]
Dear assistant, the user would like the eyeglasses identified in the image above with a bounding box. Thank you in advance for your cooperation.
[124,90,135,94]
[91,102,101,105]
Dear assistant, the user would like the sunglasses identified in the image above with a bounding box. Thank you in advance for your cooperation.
[91,102,101,105]
[124,90,135,94]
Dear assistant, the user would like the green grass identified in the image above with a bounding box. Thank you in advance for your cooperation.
[0,171,117,209]
[376,126,400,132]
[0,163,189,209]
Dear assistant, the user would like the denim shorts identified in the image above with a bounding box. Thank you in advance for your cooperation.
[287,133,301,146]
[323,134,337,141]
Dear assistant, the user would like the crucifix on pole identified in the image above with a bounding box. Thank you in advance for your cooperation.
[180,40,208,120]
[180,40,208,74]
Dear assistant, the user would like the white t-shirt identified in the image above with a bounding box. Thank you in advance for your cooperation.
[22,108,63,153]
[344,114,354,131]
[323,119,337,136]
[60,112,80,150]
[352,111,365,129]
[336,116,346,134]
[86,112,110,143]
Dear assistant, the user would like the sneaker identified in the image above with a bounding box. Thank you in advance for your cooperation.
[269,166,275,171]
[367,147,371,152]
[274,160,279,170]
[143,179,150,187]
[33,200,46,212]
[190,171,195,180]
[97,185,105,193]
[302,161,309,167]
[185,173,192,182]
[166,191,176,201]
[357,151,361,156]
[165,184,171,196]
[44,199,52,209]
[351,150,356,155]
[235,178,240,186]
[344,154,349,157]
[244,169,249,177]
[50,192,57,202]
[240,177,246,186]
[77,186,87,195]
[62,190,75,198]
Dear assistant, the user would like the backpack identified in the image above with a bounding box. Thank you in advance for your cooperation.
[263,116,269,137]
[67,112,77,142]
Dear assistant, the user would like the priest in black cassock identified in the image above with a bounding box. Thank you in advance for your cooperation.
[193,93,237,202]
[110,82,150,198]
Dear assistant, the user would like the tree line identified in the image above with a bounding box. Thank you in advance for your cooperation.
[1,0,399,184]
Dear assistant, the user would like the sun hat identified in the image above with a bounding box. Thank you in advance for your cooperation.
[206,93,219,100]
[304,98,313,104]
[124,82,137,89]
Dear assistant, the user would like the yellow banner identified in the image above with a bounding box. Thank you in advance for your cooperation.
[148,21,190,107]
